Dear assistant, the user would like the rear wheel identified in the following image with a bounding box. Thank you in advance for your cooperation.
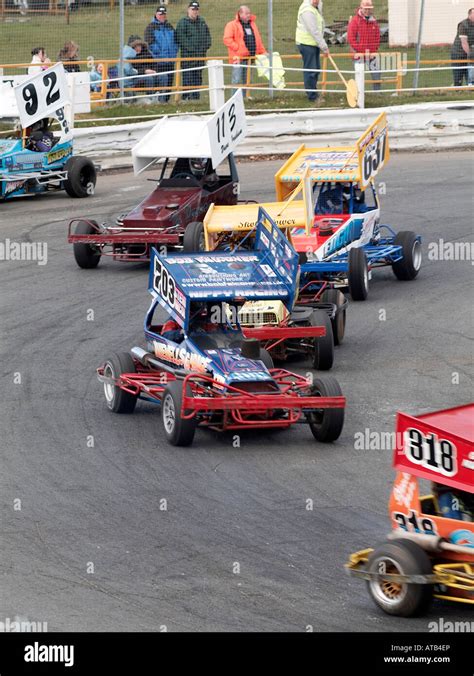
[348,247,369,301]
[392,231,422,280]
[366,540,433,617]
[161,381,196,447]
[309,310,334,370]
[306,375,344,442]
[320,288,346,345]
[64,156,96,198]
[182,221,205,253]
[73,220,101,269]
[102,352,137,413]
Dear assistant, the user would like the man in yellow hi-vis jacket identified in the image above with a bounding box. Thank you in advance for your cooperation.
[295,0,329,102]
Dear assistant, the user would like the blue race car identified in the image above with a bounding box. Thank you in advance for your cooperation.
[98,208,346,447]
[0,117,96,201]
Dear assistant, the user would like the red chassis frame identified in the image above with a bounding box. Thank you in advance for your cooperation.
[68,218,182,261]
[97,362,346,432]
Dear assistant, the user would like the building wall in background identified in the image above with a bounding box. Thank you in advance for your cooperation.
[389,0,473,45]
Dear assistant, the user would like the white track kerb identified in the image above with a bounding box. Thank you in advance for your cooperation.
[73,102,474,170]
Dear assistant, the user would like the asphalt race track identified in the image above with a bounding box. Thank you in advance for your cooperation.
[1,152,473,632]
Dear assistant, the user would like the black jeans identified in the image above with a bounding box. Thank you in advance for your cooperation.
[297,43,321,101]
[182,60,204,100]
[451,49,468,86]
[156,62,174,102]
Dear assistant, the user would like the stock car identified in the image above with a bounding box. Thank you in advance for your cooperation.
[190,112,421,302]
[0,116,96,201]
[346,404,474,616]
[68,93,245,268]
[275,112,422,300]
[97,209,346,447]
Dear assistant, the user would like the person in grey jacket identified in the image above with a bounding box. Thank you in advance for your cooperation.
[295,0,329,103]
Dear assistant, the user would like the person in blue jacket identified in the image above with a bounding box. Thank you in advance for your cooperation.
[144,5,178,103]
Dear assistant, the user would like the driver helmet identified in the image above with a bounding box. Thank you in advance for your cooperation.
[34,135,53,152]
[189,157,208,178]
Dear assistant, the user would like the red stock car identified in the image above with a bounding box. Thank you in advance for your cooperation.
[68,154,239,268]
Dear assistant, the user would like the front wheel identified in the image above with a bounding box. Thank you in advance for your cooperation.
[309,310,334,370]
[306,375,344,442]
[73,220,101,269]
[182,221,205,253]
[258,347,274,370]
[64,156,97,198]
[161,381,196,447]
[392,231,422,280]
[366,540,433,617]
[102,352,137,413]
[348,247,369,301]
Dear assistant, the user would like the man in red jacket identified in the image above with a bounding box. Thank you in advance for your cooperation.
[347,0,381,91]
[223,5,266,97]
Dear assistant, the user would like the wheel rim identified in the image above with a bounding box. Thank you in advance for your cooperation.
[103,363,115,406]
[198,230,205,251]
[412,240,422,271]
[362,262,369,292]
[307,389,324,428]
[163,394,176,434]
[369,556,407,607]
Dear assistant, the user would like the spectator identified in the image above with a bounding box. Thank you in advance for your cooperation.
[28,47,51,76]
[223,5,266,98]
[130,39,164,101]
[451,8,474,87]
[144,5,178,103]
[58,41,81,73]
[295,0,328,104]
[176,1,211,101]
[347,0,381,91]
[120,40,140,99]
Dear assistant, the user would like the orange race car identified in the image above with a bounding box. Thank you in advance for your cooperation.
[346,404,474,616]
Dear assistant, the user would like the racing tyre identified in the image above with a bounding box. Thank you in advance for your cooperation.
[258,348,274,370]
[161,381,196,447]
[182,221,205,253]
[64,156,97,198]
[102,352,137,414]
[306,375,344,442]
[348,247,369,301]
[320,288,346,345]
[392,231,422,281]
[309,310,334,370]
[73,220,101,269]
[366,539,434,617]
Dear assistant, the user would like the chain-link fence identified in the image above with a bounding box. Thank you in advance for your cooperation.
[1,0,473,111]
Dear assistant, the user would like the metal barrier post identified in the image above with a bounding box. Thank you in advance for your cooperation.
[355,61,365,109]
[118,0,124,102]
[208,60,225,111]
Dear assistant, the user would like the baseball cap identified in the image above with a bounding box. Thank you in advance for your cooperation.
[156,5,167,13]
[189,1,200,8]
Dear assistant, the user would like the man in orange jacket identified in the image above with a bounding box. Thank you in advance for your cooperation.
[223,5,266,97]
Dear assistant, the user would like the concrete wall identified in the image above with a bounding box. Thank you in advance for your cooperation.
[389,0,473,46]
